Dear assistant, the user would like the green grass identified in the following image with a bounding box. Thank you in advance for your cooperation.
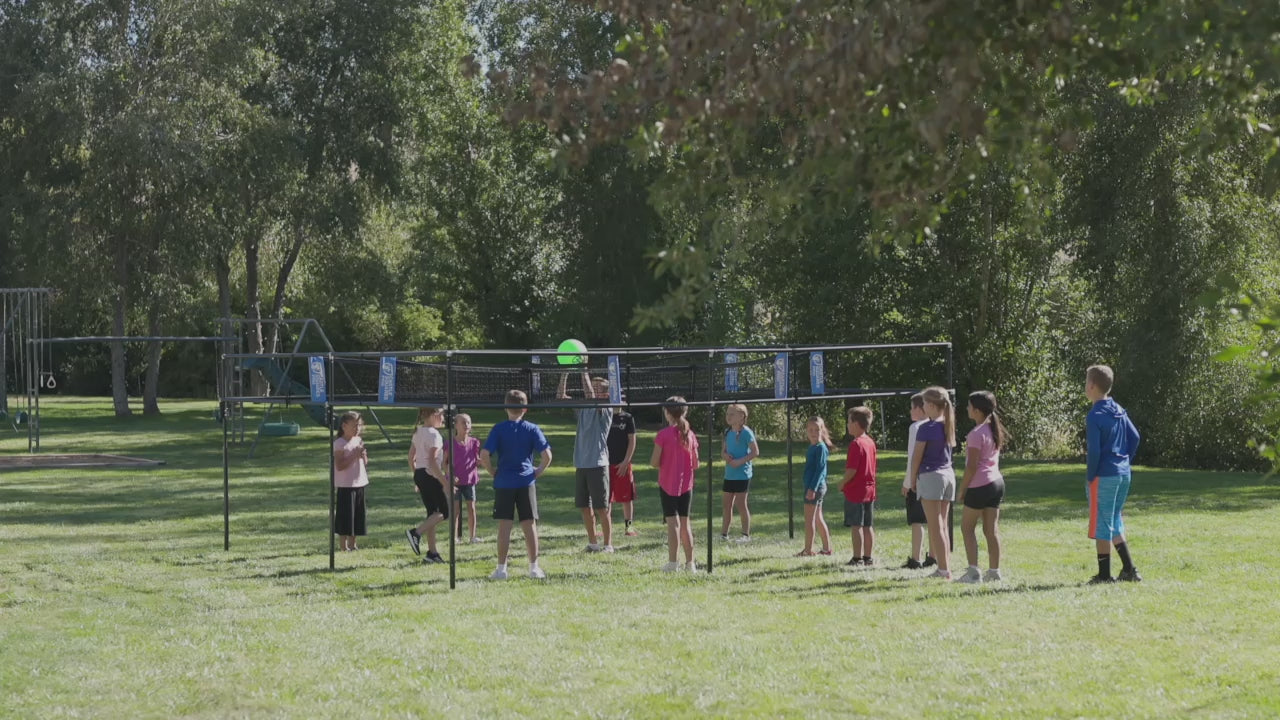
[2,397,1279,719]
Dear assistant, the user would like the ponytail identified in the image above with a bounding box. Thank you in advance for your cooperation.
[922,386,956,447]
[808,416,836,450]
[664,396,691,448]
[968,390,1009,450]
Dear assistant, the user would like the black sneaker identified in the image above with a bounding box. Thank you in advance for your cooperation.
[425,551,445,564]
[847,556,863,566]
[1117,567,1143,582]
[1087,573,1115,585]
[405,528,421,555]
[862,557,874,567]
[922,555,937,568]
[902,558,922,569]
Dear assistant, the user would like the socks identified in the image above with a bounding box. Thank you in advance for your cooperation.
[1097,553,1111,578]
[496,562,507,572]
[1114,542,1134,572]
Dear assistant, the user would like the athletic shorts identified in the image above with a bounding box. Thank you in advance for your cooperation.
[493,485,539,522]
[609,464,636,503]
[660,489,692,517]
[722,479,750,494]
[917,469,957,501]
[804,486,826,506]
[1089,474,1129,540]
[904,489,927,525]
[844,500,874,527]
[575,467,610,509]
[454,484,477,502]
[414,469,450,518]
[335,487,366,536]
[964,479,1005,510]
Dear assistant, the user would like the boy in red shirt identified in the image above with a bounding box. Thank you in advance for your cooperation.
[842,406,878,566]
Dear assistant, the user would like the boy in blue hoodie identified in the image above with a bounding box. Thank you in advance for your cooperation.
[1085,365,1143,584]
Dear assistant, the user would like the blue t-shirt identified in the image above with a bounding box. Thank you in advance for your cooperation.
[484,419,551,489]
[724,426,756,480]
[916,420,952,473]
[803,443,828,492]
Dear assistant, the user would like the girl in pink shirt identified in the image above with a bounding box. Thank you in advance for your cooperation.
[333,411,369,551]
[956,391,1008,583]
[650,396,700,572]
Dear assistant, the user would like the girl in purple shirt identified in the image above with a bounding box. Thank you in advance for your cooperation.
[956,391,1008,584]
[448,413,484,544]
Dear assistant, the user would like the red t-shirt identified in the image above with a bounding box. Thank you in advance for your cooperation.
[842,434,877,503]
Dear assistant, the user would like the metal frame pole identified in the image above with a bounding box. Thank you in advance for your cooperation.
[786,398,794,540]
[446,352,456,590]
[223,397,230,551]
[705,350,715,574]
[327,354,336,571]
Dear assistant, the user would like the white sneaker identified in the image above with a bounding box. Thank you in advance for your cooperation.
[586,543,602,553]
[957,567,983,584]
[984,569,1003,582]
[490,567,509,580]
[734,535,751,544]
[661,561,681,572]
[469,536,482,544]
[684,561,699,573]
[927,569,953,580]
[601,545,615,553]
[719,534,729,542]
[529,566,547,580]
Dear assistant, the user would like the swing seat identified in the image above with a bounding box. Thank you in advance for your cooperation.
[259,421,300,437]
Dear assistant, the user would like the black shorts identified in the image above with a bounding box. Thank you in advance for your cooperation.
[493,485,539,522]
[660,489,693,517]
[414,468,450,518]
[844,500,874,528]
[722,479,750,494]
[335,486,366,536]
[905,490,927,525]
[964,480,1005,510]
[454,484,477,502]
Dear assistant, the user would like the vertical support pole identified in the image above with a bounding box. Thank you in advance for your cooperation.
[223,397,230,551]
[705,350,715,574]
[446,352,456,591]
[786,399,794,539]
[327,354,336,571]
[946,343,954,393]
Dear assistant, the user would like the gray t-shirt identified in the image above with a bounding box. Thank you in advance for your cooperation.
[573,407,614,468]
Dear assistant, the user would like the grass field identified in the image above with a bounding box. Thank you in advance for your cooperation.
[2,397,1279,719]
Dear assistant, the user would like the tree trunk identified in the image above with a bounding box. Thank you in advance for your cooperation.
[110,235,132,417]
[143,304,162,415]
[267,221,307,354]
[245,235,266,394]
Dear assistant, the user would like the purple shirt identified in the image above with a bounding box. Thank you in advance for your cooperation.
[965,423,1001,488]
[451,437,481,487]
[916,420,952,473]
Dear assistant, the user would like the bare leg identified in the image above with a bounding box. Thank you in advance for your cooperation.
[736,493,752,535]
[816,507,831,552]
[983,508,1001,569]
[680,516,695,563]
[453,500,462,536]
[666,516,680,562]
[802,504,816,552]
[721,494,733,535]
[862,527,874,559]
[521,519,539,563]
[961,506,981,568]
[624,500,634,524]
[497,520,513,564]
[424,512,444,554]
[466,500,477,539]
[852,525,863,558]
[596,507,612,547]
[581,508,598,545]
[923,499,951,573]
[911,524,925,562]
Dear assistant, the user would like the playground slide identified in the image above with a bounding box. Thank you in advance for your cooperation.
[240,357,330,428]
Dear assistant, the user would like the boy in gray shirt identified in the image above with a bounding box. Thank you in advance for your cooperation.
[559,372,615,552]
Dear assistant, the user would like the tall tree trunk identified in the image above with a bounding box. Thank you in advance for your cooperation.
[110,235,132,417]
[245,235,266,394]
[267,222,307,354]
[143,304,162,415]
[215,251,234,395]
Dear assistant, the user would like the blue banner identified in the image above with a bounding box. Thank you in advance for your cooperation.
[308,356,327,403]
[773,353,789,400]
[531,355,541,395]
[378,356,397,404]
[809,352,825,395]
[607,355,622,405]
[724,352,739,393]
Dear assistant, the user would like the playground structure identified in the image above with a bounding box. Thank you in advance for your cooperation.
[1,288,53,437]
[217,342,954,588]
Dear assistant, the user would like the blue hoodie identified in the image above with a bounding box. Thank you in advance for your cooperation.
[1086,398,1141,481]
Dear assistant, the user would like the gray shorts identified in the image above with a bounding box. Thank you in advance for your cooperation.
[844,500,874,527]
[917,470,957,501]
[804,486,827,506]
[575,466,610,509]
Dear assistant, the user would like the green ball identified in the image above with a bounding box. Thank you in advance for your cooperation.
[557,338,587,365]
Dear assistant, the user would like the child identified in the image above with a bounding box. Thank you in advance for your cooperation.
[797,416,835,557]
[1084,365,1143,584]
[405,407,448,564]
[449,413,483,544]
[607,400,639,537]
[901,394,931,569]
[480,389,553,580]
[842,406,878,566]
[908,387,957,580]
[558,372,615,553]
[956,391,1007,583]
[333,411,369,552]
[651,396,700,572]
[720,404,759,542]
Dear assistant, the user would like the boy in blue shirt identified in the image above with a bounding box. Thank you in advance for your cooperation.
[1084,365,1143,584]
[480,389,553,580]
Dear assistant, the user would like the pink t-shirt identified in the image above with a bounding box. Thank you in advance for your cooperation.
[333,437,369,488]
[965,423,1001,489]
[655,425,699,496]
[451,437,481,487]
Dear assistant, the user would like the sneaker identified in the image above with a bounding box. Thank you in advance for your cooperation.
[862,557,874,567]
[922,555,937,568]
[469,536,482,544]
[490,567,509,580]
[983,569,1003,582]
[661,561,681,572]
[927,569,952,580]
[957,567,982,584]
[734,535,752,544]
[720,534,730,542]
[529,566,547,580]
[585,543,603,553]
[625,527,639,537]
[425,551,445,564]
[1087,573,1115,585]
[846,556,863,566]
[405,528,421,555]
[601,545,615,554]
[684,561,699,573]
[1117,567,1143,583]
[902,558,922,569]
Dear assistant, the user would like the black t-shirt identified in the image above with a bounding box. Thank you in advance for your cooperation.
[606,411,636,465]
